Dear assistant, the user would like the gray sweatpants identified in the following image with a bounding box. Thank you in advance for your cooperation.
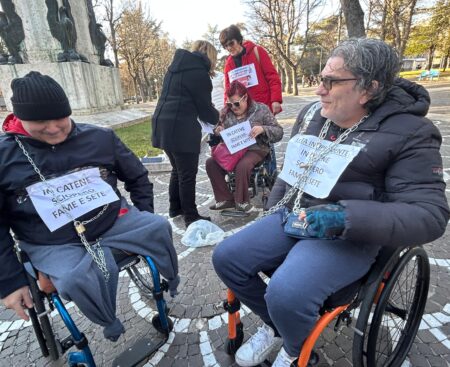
[212,210,381,356]
[20,200,178,340]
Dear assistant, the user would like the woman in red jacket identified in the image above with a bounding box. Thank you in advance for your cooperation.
[220,24,283,115]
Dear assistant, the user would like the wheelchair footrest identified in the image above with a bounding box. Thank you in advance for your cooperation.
[111,338,162,367]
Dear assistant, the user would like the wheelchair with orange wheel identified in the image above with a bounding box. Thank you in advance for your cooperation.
[223,245,430,367]
[18,245,173,367]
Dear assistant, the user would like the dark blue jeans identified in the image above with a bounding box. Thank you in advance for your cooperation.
[212,210,381,356]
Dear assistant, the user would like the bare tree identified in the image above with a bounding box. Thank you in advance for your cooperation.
[116,3,159,102]
[96,0,125,67]
[340,0,366,38]
[246,0,322,95]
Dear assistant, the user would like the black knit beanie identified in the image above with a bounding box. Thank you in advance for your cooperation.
[11,71,72,121]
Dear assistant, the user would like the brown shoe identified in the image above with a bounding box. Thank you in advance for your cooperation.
[209,201,235,210]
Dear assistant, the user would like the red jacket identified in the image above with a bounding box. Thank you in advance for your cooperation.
[223,40,282,112]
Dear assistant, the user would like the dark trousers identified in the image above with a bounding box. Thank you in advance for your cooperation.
[206,150,267,204]
[165,150,199,219]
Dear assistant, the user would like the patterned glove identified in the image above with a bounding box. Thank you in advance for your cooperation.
[305,204,345,239]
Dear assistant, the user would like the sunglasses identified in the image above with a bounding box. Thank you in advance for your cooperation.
[226,95,246,108]
[223,40,236,49]
[319,76,359,91]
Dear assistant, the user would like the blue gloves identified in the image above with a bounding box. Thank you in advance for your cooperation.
[305,204,345,239]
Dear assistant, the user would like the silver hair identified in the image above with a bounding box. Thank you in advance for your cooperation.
[330,38,400,112]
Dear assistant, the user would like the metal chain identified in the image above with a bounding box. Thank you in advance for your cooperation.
[264,114,369,217]
[14,136,110,281]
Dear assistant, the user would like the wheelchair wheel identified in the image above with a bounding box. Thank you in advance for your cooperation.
[27,275,60,361]
[353,247,430,367]
[127,256,154,300]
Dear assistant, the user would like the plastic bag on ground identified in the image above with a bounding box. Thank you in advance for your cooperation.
[181,220,225,247]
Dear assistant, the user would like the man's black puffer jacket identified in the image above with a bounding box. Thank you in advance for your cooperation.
[268,78,449,249]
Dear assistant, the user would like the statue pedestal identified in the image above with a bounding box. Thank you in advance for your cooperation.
[0,62,123,115]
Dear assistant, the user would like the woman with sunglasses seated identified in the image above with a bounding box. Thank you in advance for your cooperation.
[220,24,282,115]
[206,81,283,213]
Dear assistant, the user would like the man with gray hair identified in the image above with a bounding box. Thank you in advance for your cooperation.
[212,38,449,366]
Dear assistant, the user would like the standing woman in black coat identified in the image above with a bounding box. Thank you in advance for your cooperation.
[152,40,219,227]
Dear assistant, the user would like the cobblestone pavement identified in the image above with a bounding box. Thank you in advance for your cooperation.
[1,84,450,367]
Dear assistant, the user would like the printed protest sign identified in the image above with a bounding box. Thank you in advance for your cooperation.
[26,167,120,232]
[228,64,259,87]
[220,120,256,154]
[278,134,363,198]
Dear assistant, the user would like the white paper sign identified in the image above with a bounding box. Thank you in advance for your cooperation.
[278,134,363,198]
[228,64,259,87]
[197,118,215,134]
[220,120,256,154]
[26,167,120,232]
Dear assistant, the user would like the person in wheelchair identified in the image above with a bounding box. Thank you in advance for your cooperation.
[0,72,179,342]
[212,39,449,367]
[206,81,283,213]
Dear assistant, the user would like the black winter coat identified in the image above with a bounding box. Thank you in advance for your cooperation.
[152,49,219,153]
[0,120,154,298]
[268,78,449,249]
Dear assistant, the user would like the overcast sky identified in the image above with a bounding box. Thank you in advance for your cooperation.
[147,0,247,47]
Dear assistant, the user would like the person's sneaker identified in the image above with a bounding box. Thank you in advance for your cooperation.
[235,324,282,367]
[236,202,256,213]
[184,214,211,227]
[272,347,297,367]
[209,201,235,210]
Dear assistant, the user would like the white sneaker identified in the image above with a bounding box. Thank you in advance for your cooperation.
[235,324,283,367]
[272,347,297,367]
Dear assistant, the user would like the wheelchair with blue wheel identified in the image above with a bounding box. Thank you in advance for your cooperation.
[225,144,278,211]
[224,245,430,367]
[18,245,173,367]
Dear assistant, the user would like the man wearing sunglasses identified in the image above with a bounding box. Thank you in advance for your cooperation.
[219,25,282,115]
[213,38,449,367]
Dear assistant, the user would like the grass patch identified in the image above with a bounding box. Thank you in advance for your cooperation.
[113,119,161,157]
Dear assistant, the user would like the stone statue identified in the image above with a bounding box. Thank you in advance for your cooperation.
[46,0,87,62]
[86,0,114,67]
[0,0,25,64]
[95,24,114,67]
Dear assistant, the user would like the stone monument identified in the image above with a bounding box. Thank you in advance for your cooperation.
[0,0,122,115]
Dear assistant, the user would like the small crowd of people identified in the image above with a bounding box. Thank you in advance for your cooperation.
[1,23,448,367]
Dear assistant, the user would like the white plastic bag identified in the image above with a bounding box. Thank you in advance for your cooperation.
[181,220,225,247]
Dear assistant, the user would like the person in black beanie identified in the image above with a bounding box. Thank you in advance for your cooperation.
[0,71,179,342]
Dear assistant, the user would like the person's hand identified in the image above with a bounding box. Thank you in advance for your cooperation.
[272,102,282,115]
[250,126,264,139]
[214,125,224,136]
[305,204,345,239]
[1,286,33,321]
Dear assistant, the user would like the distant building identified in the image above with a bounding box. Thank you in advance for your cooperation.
[402,57,427,71]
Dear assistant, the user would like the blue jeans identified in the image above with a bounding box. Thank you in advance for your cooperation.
[212,210,380,356]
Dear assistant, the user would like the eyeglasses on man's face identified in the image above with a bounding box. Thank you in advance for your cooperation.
[223,39,236,49]
[319,76,359,91]
[226,95,246,108]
